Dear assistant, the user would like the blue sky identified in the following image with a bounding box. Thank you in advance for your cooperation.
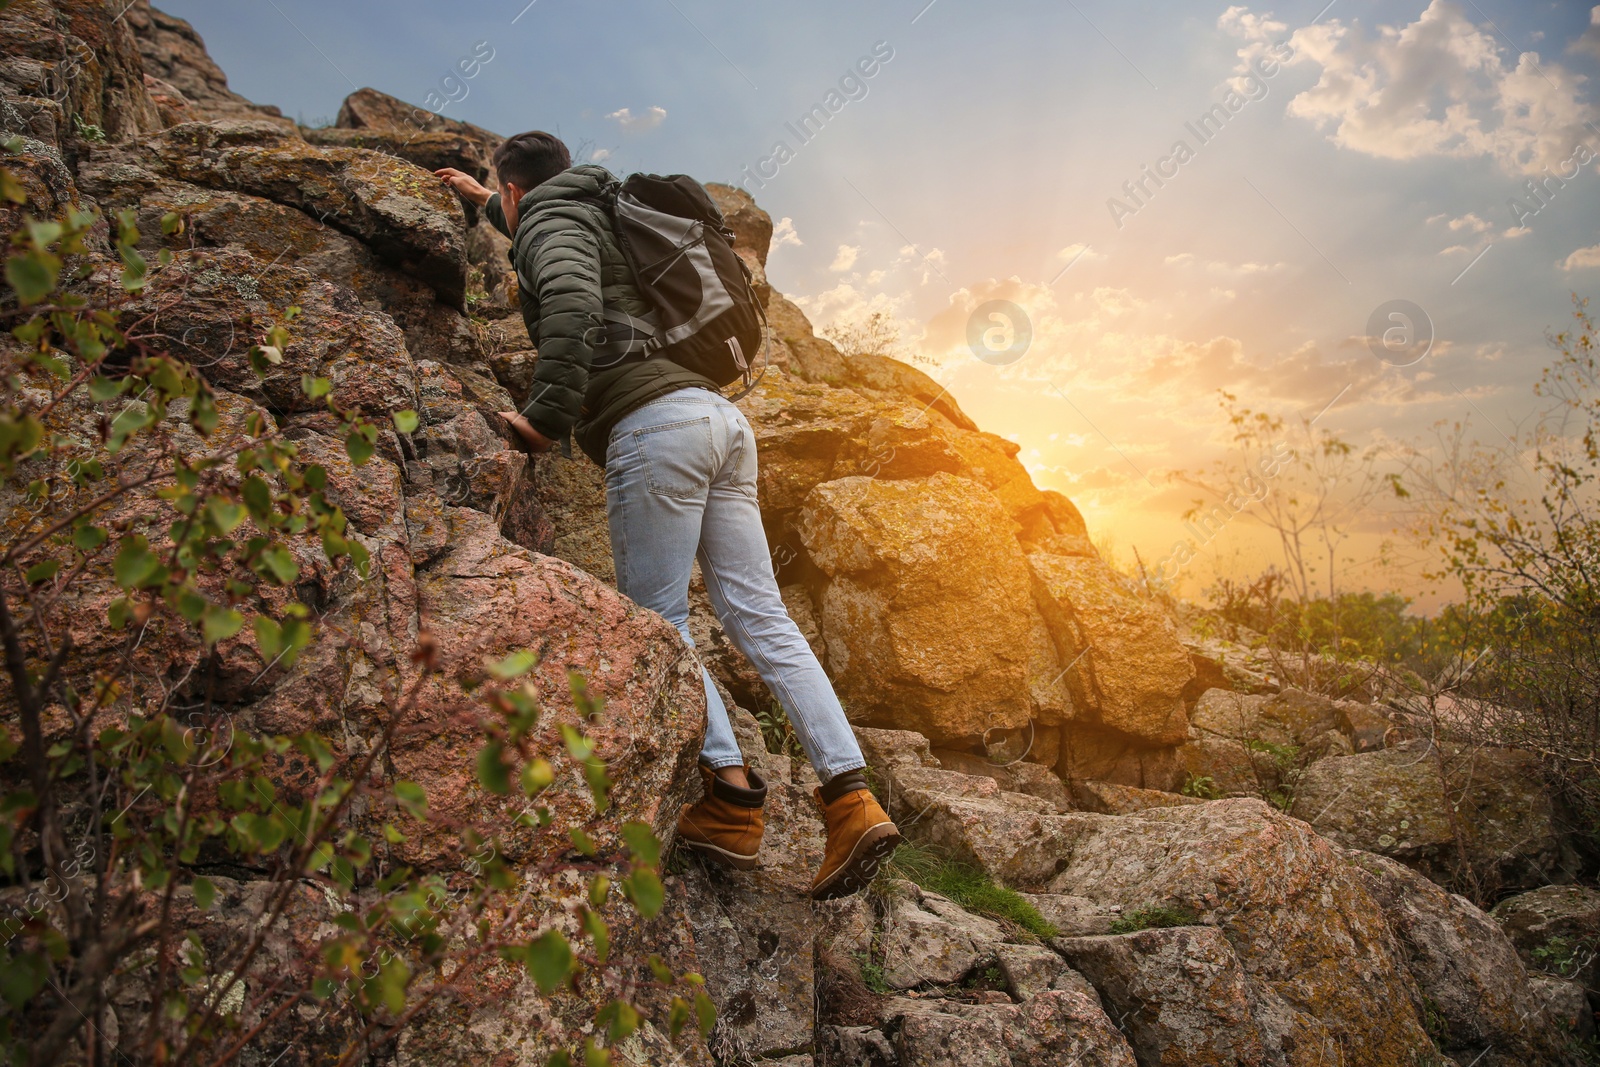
[163,0,1600,600]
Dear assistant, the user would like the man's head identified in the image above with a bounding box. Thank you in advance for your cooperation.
[494,130,571,231]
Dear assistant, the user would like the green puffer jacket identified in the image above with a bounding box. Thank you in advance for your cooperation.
[484,164,719,465]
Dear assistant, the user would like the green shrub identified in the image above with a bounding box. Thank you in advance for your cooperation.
[1532,934,1597,979]
[755,700,803,759]
[852,951,891,995]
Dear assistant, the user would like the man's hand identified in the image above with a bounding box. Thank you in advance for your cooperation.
[435,167,493,208]
[499,411,556,453]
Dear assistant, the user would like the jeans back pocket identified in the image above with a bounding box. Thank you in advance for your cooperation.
[632,415,714,499]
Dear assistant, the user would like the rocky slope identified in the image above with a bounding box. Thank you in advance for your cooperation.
[0,3,1594,1064]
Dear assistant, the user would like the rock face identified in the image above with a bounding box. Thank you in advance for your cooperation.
[1342,847,1583,1067]
[1057,925,1271,1065]
[1028,551,1194,748]
[0,7,710,1063]
[677,703,835,1060]
[0,0,165,147]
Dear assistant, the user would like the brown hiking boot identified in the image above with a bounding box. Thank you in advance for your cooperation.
[676,765,767,870]
[811,781,901,900]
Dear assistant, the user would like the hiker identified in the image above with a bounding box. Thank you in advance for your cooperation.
[435,132,900,899]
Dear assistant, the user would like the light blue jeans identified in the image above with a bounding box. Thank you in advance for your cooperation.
[604,387,866,782]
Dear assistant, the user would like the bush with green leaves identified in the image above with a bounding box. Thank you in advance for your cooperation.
[1179,773,1222,800]
[0,168,710,1065]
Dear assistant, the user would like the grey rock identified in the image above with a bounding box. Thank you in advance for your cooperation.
[878,881,1001,989]
[879,990,1138,1067]
[816,1025,897,1067]
[992,943,1070,1000]
[1057,925,1289,1066]
[1021,893,1118,937]
[1529,977,1595,1042]
[1293,742,1581,890]
[1342,846,1585,1067]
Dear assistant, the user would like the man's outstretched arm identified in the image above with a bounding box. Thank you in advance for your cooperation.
[435,167,508,236]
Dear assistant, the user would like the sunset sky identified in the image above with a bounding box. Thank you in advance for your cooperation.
[163,0,1600,606]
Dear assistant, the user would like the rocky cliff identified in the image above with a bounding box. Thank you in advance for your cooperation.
[1,3,1593,1065]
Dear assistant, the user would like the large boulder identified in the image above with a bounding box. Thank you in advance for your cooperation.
[114,246,420,418]
[841,990,1140,1067]
[76,153,479,364]
[737,368,932,522]
[1290,741,1581,890]
[1057,925,1279,1065]
[706,182,774,268]
[1343,847,1586,1067]
[335,86,503,152]
[1189,687,1342,747]
[877,881,1006,989]
[1028,552,1193,747]
[836,349,980,434]
[302,126,491,181]
[799,471,1039,744]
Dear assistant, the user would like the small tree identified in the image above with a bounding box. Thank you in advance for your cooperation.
[0,165,708,1065]
[1173,392,1385,689]
[1392,295,1600,841]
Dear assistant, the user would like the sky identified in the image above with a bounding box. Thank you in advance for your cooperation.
[159,0,1600,607]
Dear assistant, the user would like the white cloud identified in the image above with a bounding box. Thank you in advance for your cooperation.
[790,282,909,337]
[1445,212,1491,232]
[772,217,802,248]
[1263,0,1600,175]
[1503,226,1531,239]
[1093,287,1147,317]
[1165,253,1286,275]
[1572,6,1600,61]
[589,148,612,162]
[1430,210,1499,255]
[606,106,667,132]
[830,244,860,271]
[1055,242,1104,264]
[1561,243,1600,270]
[892,245,947,285]
[1218,5,1290,92]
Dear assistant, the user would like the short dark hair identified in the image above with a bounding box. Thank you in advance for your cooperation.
[493,130,572,193]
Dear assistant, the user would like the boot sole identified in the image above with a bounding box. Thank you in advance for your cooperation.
[811,821,902,901]
[681,838,761,871]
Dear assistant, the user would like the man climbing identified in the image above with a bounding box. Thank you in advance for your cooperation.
[436,132,900,899]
